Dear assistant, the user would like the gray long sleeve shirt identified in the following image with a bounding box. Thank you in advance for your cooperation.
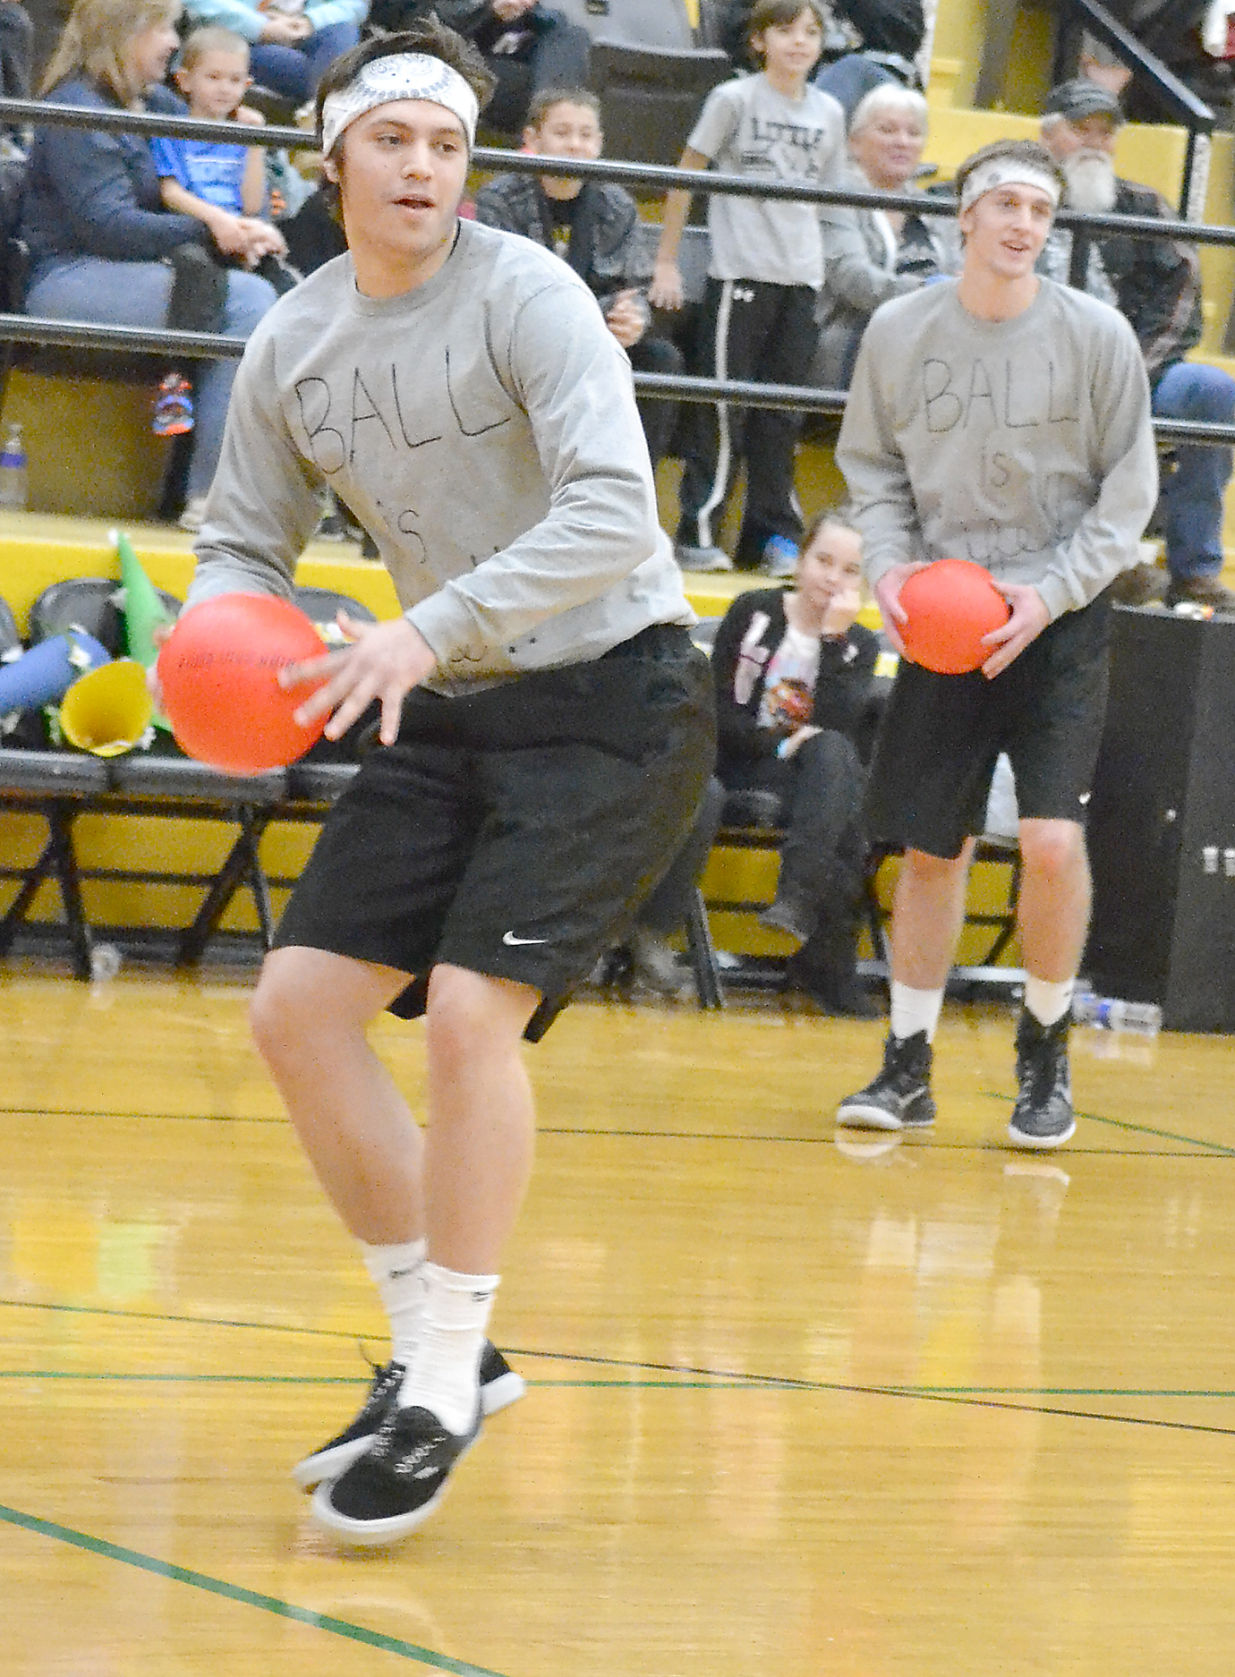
[836,276,1158,621]
[187,218,692,692]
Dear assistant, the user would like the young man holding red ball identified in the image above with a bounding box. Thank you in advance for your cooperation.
[834,138,1157,1150]
[177,18,713,1545]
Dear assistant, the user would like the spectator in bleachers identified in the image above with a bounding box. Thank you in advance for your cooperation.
[711,508,879,1014]
[650,0,846,576]
[278,175,346,272]
[21,0,279,527]
[1078,4,1231,124]
[365,0,589,136]
[151,26,298,293]
[474,87,683,468]
[182,0,364,111]
[1038,77,1235,610]
[715,0,923,72]
[810,80,940,392]
[813,0,924,121]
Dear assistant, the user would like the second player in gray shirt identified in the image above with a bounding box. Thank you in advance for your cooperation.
[837,274,1158,618]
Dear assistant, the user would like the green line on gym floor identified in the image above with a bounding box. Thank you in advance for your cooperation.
[0,1500,508,1675]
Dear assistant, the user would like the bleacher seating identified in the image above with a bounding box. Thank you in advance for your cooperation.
[0,745,348,973]
[0,579,382,973]
[588,40,733,171]
[556,0,696,50]
[688,815,1025,1008]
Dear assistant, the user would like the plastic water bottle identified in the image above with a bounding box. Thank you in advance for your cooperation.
[1072,990,1162,1035]
[89,942,123,983]
[0,422,27,510]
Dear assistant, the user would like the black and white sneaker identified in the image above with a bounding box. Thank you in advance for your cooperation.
[477,1341,526,1415]
[312,1402,481,1545]
[292,1342,524,1490]
[1008,1011,1075,1150]
[836,1031,936,1131]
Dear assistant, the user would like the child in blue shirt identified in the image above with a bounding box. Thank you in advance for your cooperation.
[150,26,296,289]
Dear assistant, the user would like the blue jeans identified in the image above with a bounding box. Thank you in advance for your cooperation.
[26,255,277,500]
[1152,359,1235,581]
[250,22,360,104]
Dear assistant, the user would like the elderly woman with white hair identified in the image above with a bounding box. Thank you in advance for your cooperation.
[811,80,943,392]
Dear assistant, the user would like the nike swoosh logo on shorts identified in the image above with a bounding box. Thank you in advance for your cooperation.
[502,931,547,946]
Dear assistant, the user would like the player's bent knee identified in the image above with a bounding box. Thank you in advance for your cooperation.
[250,952,323,1062]
[250,947,402,1061]
[425,964,541,1059]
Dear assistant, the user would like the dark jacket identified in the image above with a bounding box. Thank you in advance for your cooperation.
[419,0,537,33]
[367,0,554,44]
[1085,176,1202,385]
[711,585,879,774]
[473,172,650,317]
[21,78,202,273]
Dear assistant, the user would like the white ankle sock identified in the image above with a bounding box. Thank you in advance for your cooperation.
[362,1237,427,1369]
[890,982,945,1043]
[398,1261,499,1434]
[1024,976,1074,1028]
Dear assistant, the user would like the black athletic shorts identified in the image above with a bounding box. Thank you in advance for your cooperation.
[273,625,716,1040]
[865,590,1113,860]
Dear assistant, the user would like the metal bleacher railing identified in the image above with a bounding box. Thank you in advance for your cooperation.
[0,93,1234,453]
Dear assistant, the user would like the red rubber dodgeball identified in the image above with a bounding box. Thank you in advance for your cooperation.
[899,558,1011,675]
[157,593,329,774]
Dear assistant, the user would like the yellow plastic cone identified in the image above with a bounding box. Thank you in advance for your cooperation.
[58,658,154,757]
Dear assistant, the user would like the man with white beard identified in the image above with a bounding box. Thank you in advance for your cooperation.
[1040,77,1235,613]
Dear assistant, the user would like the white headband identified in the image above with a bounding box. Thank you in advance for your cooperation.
[320,52,479,156]
[959,158,1060,213]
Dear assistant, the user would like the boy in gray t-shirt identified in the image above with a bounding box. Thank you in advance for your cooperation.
[651,0,845,576]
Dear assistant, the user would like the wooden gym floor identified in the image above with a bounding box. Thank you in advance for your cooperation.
[3,962,1235,1675]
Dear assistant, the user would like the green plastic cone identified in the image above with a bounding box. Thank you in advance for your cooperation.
[112,528,174,731]
[113,529,173,666]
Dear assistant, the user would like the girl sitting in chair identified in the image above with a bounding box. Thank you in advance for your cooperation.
[711,507,880,1014]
